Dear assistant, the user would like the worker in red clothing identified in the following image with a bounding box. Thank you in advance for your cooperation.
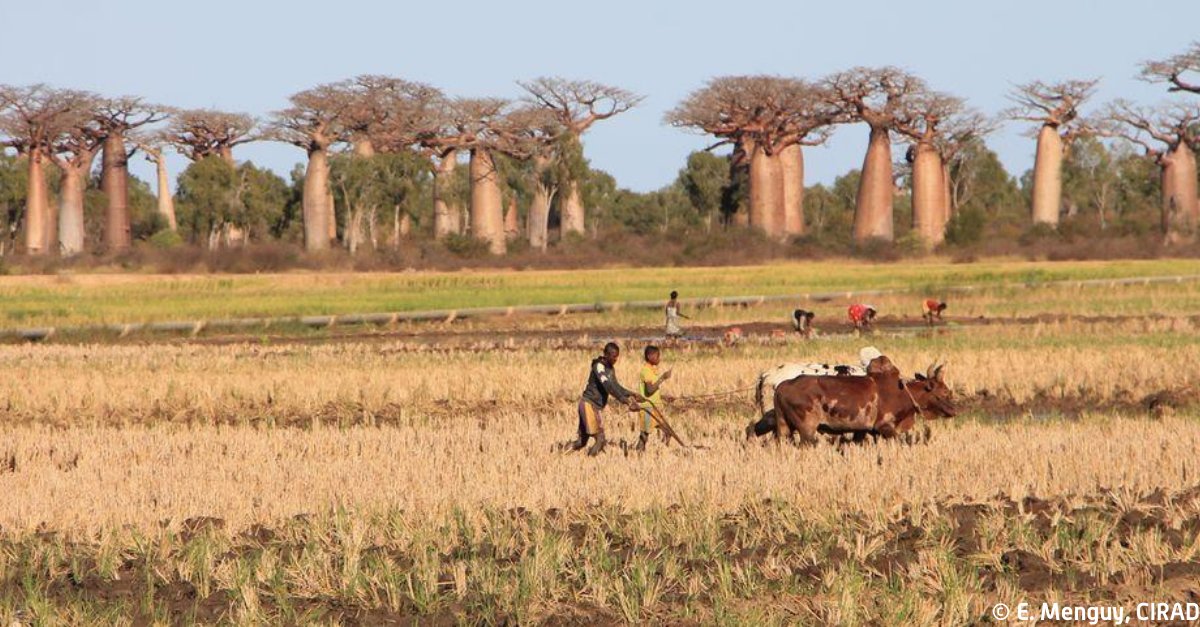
[847,304,877,331]
[922,299,947,326]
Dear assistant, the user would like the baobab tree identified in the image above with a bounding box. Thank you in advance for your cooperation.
[667,76,837,237]
[269,84,355,252]
[47,102,106,256]
[1005,79,1099,227]
[518,78,641,236]
[1141,43,1200,95]
[825,67,930,242]
[934,111,996,226]
[0,85,94,254]
[893,91,971,246]
[1102,100,1200,241]
[93,97,166,251]
[341,75,443,249]
[129,131,177,231]
[773,85,840,237]
[420,98,511,253]
[493,105,565,250]
[165,109,256,165]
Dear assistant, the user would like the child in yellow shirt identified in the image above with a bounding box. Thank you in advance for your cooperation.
[637,345,673,450]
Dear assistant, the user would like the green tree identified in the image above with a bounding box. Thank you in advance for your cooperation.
[1062,136,1117,231]
[330,151,429,252]
[176,157,288,248]
[676,151,728,231]
[0,154,27,254]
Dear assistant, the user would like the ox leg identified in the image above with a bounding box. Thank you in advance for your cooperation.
[794,410,819,446]
[774,410,792,442]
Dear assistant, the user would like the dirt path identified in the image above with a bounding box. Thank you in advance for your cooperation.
[133,311,1195,351]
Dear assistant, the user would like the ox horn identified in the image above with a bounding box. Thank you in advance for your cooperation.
[925,362,938,379]
[933,362,945,379]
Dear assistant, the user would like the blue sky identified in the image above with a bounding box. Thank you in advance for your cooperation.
[3,0,1197,192]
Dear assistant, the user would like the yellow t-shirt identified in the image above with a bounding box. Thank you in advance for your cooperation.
[640,363,662,410]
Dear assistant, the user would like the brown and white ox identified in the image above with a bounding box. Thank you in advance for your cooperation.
[770,357,955,444]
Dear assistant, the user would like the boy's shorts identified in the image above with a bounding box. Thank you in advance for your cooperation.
[578,399,603,436]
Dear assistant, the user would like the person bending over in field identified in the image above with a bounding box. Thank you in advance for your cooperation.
[636,345,674,450]
[922,299,947,326]
[573,342,644,456]
[848,304,877,331]
[792,309,815,337]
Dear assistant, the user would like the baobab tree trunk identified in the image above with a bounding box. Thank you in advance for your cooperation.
[1030,125,1064,226]
[911,143,947,247]
[853,126,895,242]
[100,134,132,251]
[527,156,554,251]
[58,168,87,256]
[400,212,412,236]
[1162,144,1200,242]
[779,144,805,236]
[218,146,235,166]
[504,196,519,239]
[560,180,586,236]
[941,162,954,226]
[23,151,50,255]
[327,189,337,243]
[469,148,506,255]
[155,157,177,231]
[302,148,331,252]
[353,139,376,158]
[433,150,460,239]
[747,140,782,237]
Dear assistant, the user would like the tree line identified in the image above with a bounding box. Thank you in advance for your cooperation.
[0,42,1197,258]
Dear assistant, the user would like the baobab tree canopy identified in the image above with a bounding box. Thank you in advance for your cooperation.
[340,75,443,155]
[1141,43,1200,94]
[165,109,257,163]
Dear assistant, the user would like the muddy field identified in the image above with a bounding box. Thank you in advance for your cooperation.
[5,488,1200,625]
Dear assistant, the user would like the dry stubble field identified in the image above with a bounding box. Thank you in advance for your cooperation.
[3,266,1200,624]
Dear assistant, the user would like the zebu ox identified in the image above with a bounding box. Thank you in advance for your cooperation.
[747,361,865,438]
[771,358,955,444]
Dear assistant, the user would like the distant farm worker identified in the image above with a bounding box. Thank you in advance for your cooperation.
[665,291,690,338]
[636,345,674,450]
[922,299,947,326]
[792,309,816,337]
[573,342,644,456]
[848,304,877,331]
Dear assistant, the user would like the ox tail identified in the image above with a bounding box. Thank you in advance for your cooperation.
[755,372,768,415]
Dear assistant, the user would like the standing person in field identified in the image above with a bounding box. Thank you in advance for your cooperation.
[922,299,947,326]
[665,291,689,338]
[848,304,877,331]
[573,342,643,456]
[636,345,674,450]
